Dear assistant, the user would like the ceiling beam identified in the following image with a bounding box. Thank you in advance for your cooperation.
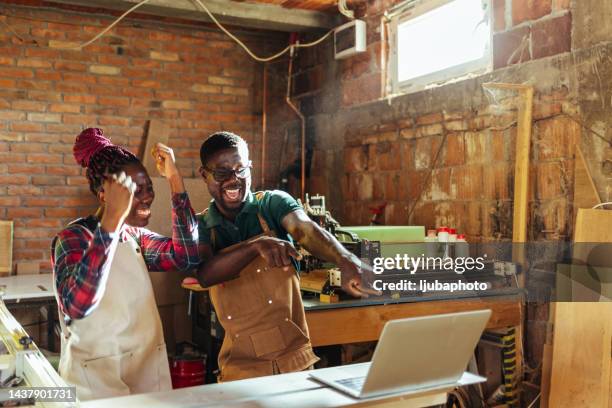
[49,0,339,32]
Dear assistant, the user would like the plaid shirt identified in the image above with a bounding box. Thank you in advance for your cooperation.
[52,192,199,321]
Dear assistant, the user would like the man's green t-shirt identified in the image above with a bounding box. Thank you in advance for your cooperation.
[196,190,302,252]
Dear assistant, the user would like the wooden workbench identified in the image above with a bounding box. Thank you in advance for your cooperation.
[81,364,485,408]
[302,290,523,347]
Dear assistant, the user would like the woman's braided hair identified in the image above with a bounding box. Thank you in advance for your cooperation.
[73,128,140,195]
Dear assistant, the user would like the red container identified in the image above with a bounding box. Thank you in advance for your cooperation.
[170,356,205,389]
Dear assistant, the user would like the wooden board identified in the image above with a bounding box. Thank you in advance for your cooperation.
[548,303,612,408]
[574,208,612,243]
[148,177,211,237]
[15,262,40,275]
[305,297,522,347]
[141,120,170,176]
[573,147,601,211]
[0,221,13,276]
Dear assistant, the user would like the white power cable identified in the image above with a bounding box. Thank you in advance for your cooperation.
[592,202,612,209]
[73,0,153,49]
[526,392,541,408]
[63,0,334,61]
[191,0,334,62]
[338,0,355,20]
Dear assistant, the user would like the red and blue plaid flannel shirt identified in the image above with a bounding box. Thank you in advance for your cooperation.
[52,192,199,321]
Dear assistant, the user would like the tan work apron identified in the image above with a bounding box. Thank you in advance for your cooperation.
[208,211,319,382]
[54,229,171,401]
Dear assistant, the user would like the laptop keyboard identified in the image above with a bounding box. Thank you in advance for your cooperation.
[336,376,366,391]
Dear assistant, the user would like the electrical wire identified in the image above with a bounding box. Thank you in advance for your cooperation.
[338,0,355,20]
[2,0,335,60]
[526,392,541,408]
[592,202,612,209]
[191,0,334,62]
[71,0,154,49]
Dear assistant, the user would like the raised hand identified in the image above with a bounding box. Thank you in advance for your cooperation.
[151,143,179,179]
[100,171,136,233]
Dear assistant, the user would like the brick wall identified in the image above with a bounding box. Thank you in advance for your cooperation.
[0,2,287,272]
[280,0,612,383]
[339,89,579,243]
[288,0,612,239]
[295,0,572,110]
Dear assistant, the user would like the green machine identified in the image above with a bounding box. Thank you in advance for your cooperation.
[338,226,426,258]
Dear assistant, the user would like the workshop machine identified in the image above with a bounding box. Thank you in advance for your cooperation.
[0,293,74,407]
[298,195,519,302]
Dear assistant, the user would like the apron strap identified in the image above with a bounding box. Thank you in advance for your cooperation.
[207,191,270,252]
[253,192,271,233]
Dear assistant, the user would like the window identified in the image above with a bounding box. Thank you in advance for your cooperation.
[388,0,491,95]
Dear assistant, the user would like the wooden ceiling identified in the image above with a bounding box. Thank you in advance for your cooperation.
[51,0,344,31]
[239,0,339,12]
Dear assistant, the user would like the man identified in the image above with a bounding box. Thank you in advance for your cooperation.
[196,131,378,382]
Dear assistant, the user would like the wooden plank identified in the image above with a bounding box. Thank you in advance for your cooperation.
[0,221,13,276]
[51,0,338,32]
[573,146,601,211]
[548,303,612,408]
[15,262,40,275]
[305,297,522,347]
[574,208,612,243]
[148,177,210,237]
[512,86,533,246]
[141,120,170,177]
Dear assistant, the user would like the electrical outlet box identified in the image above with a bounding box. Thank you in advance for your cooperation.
[334,19,366,60]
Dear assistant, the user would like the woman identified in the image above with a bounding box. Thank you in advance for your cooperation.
[51,128,199,401]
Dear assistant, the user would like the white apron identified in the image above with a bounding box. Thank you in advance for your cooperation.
[55,231,171,401]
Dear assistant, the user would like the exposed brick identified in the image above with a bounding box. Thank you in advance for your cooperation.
[222,87,249,96]
[89,64,121,75]
[11,122,44,132]
[64,94,96,104]
[26,112,61,122]
[417,124,443,137]
[0,196,21,206]
[17,58,51,68]
[192,83,220,93]
[162,100,192,109]
[0,67,34,78]
[344,146,368,172]
[483,163,511,199]
[464,131,488,164]
[0,132,22,142]
[512,0,552,25]
[536,162,564,199]
[48,40,80,49]
[12,100,47,111]
[493,25,531,69]
[150,51,178,61]
[531,13,572,59]
[416,112,443,126]
[493,0,506,32]
[536,116,580,160]
[208,76,234,86]
[444,133,465,166]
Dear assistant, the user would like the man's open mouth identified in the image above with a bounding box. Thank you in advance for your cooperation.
[223,188,241,201]
[136,207,151,218]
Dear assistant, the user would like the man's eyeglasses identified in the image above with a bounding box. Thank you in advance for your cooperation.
[200,162,252,183]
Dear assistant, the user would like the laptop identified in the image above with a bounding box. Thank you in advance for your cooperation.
[309,309,491,399]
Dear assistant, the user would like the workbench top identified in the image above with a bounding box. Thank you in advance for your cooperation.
[81,365,484,408]
[0,274,54,302]
[302,287,523,311]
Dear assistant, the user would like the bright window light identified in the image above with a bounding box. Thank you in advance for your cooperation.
[397,0,490,83]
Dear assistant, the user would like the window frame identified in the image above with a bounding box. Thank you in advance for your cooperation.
[387,0,493,96]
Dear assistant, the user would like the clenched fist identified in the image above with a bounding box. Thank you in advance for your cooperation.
[100,171,136,233]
